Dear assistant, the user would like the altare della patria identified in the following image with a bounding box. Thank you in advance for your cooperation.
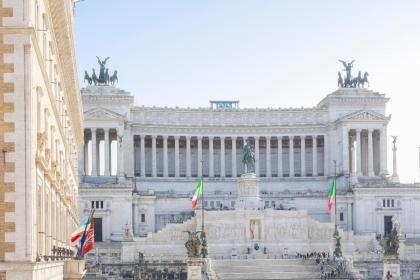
[77,58,420,280]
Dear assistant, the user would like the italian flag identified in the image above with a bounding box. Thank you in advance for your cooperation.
[328,177,336,212]
[71,215,92,243]
[192,178,203,209]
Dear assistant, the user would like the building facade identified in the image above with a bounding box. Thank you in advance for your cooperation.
[79,84,420,278]
[0,0,83,279]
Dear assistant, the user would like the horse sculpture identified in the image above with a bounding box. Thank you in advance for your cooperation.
[84,70,92,85]
[91,68,98,86]
[110,70,118,85]
[104,68,110,85]
[358,72,369,88]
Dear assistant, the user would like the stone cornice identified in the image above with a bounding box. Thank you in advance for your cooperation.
[129,124,329,136]
[317,88,389,108]
[47,0,83,146]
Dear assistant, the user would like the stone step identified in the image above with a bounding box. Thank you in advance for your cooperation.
[211,264,319,272]
[216,271,320,280]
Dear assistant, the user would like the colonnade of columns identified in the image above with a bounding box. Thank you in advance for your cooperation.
[132,135,328,178]
[82,128,122,176]
[347,128,386,177]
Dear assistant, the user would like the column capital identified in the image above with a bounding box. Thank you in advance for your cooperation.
[265,136,271,140]
[300,135,306,140]
[231,136,237,140]
[163,135,168,140]
[185,135,191,140]
[91,128,97,133]
[368,129,374,133]
[312,135,317,139]
[104,128,110,133]
[197,136,203,141]
[140,134,145,139]
[355,128,362,133]
[208,136,214,140]
[277,135,283,140]
[288,135,294,140]
[220,136,225,140]
[151,135,157,139]
[174,135,180,140]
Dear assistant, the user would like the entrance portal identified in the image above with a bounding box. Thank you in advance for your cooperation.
[384,216,393,237]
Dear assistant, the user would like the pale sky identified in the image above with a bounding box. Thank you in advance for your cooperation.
[75,0,420,182]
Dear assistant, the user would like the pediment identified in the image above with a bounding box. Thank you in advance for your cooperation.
[340,110,388,122]
[84,107,126,121]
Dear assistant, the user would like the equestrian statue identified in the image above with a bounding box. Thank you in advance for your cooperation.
[242,138,256,174]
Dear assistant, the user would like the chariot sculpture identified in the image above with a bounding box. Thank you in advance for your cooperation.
[337,60,369,88]
[84,56,119,86]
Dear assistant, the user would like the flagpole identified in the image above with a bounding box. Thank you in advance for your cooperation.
[201,159,204,233]
[334,160,337,227]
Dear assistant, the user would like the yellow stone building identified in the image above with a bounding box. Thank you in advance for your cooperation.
[0,0,83,279]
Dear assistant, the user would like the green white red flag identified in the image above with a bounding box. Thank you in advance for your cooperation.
[328,177,336,212]
[192,178,203,209]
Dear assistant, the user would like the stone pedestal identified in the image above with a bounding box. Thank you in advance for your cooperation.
[383,256,401,280]
[187,257,204,280]
[63,259,86,280]
[237,173,262,209]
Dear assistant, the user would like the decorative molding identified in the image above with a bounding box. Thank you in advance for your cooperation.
[84,107,126,122]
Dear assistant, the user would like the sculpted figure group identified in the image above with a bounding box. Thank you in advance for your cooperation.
[337,60,369,88]
[84,56,118,86]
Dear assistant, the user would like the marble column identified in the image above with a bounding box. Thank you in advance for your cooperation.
[231,137,237,177]
[84,142,89,175]
[342,127,349,174]
[324,135,329,176]
[91,128,97,176]
[174,136,180,177]
[312,136,318,176]
[125,132,134,178]
[356,130,362,176]
[104,128,110,176]
[266,136,271,177]
[197,136,202,177]
[186,136,191,177]
[289,136,294,177]
[347,203,353,231]
[220,137,225,177]
[152,135,157,177]
[350,135,356,176]
[163,136,168,177]
[117,128,124,177]
[300,136,306,176]
[380,127,387,175]
[255,136,260,176]
[368,129,374,176]
[133,201,138,235]
[209,136,214,177]
[277,136,283,177]
[391,136,399,182]
[140,135,145,177]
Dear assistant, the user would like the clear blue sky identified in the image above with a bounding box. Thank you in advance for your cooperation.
[74,0,420,181]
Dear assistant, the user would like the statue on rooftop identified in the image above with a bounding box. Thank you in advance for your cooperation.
[184,231,202,258]
[337,60,370,88]
[84,57,118,86]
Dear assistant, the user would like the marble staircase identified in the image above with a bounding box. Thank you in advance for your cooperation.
[211,258,322,280]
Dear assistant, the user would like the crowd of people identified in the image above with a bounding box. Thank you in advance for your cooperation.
[296,251,356,279]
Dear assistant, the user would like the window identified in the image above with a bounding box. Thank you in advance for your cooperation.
[339,212,344,222]
[231,201,235,208]
[382,199,395,208]
[141,214,145,223]
[210,201,214,208]
[91,200,104,209]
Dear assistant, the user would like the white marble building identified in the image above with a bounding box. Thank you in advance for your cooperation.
[78,85,420,278]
